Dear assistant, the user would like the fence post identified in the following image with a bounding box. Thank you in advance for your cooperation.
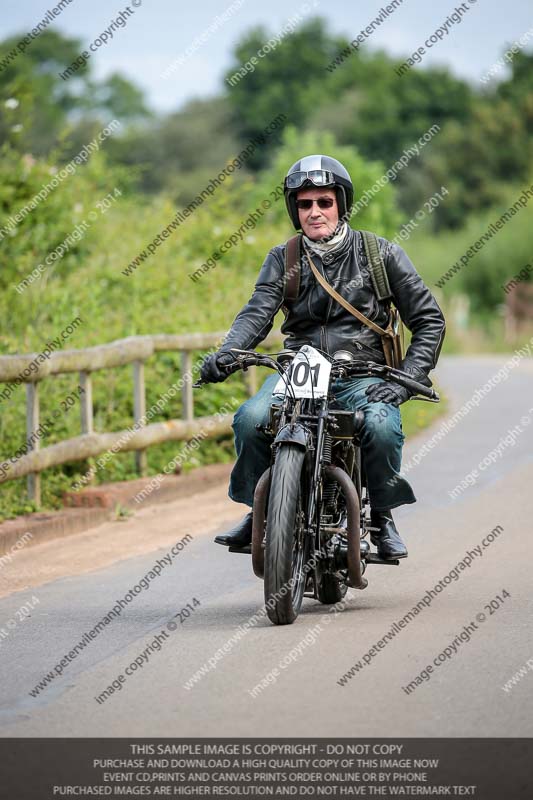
[243,366,258,397]
[26,382,41,505]
[79,371,93,434]
[181,351,193,421]
[79,371,95,486]
[133,360,147,476]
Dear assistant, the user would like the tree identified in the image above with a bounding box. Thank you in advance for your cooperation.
[225,18,473,174]
[0,30,90,154]
[0,31,151,157]
[224,18,334,167]
[87,73,151,122]
[103,96,242,199]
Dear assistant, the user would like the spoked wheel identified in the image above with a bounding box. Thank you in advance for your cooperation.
[264,445,309,625]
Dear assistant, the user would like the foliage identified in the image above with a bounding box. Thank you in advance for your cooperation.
[0,144,132,299]
[223,19,473,180]
[223,19,335,160]
[401,388,447,440]
[401,182,533,314]
[0,31,150,156]
[2,24,531,230]
[0,30,89,154]
[104,97,242,201]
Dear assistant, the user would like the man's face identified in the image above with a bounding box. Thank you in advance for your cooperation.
[296,187,339,240]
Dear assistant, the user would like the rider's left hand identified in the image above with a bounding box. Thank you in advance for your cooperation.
[365,381,411,406]
[200,351,235,384]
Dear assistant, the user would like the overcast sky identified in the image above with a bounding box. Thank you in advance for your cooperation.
[3,0,532,112]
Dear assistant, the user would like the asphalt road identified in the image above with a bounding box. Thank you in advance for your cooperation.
[1,355,532,737]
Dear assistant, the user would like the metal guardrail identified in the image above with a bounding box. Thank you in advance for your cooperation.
[0,331,283,503]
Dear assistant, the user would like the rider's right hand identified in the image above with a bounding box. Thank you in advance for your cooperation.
[199,351,235,384]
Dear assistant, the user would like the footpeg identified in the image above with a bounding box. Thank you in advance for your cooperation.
[365,553,400,565]
[228,545,252,554]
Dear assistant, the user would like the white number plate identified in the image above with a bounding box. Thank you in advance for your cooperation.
[272,345,331,399]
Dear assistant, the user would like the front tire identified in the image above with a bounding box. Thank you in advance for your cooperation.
[264,445,308,625]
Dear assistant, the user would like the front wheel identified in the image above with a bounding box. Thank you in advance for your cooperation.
[264,444,309,625]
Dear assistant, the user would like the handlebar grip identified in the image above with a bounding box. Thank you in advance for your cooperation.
[215,355,240,375]
[229,355,261,370]
[402,377,439,400]
[352,362,439,401]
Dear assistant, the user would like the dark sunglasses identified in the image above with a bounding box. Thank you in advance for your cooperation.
[295,197,335,210]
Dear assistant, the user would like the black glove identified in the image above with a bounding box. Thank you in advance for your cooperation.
[199,351,235,384]
[365,381,411,406]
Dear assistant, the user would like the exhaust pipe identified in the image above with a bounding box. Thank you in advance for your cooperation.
[324,465,368,590]
[251,467,270,578]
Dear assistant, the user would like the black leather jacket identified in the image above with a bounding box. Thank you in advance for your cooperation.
[221,227,445,381]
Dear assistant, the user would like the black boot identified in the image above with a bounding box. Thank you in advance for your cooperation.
[214,512,253,548]
[370,509,408,560]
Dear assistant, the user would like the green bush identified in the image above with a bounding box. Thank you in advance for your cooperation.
[404,182,533,314]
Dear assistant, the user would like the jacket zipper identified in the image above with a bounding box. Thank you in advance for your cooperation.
[323,295,333,354]
[355,340,384,357]
[311,251,332,354]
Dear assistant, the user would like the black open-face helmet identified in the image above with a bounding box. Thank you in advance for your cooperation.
[283,154,354,230]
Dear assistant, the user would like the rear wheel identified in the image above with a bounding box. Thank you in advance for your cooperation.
[264,445,309,625]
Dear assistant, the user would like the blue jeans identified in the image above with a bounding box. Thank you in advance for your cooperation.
[228,373,416,512]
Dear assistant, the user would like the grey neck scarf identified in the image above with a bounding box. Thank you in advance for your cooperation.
[303,222,349,258]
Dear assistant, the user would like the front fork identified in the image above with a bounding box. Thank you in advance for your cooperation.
[307,403,329,553]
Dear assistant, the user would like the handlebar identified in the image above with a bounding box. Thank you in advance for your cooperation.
[357,362,439,401]
[192,351,278,388]
[193,349,440,401]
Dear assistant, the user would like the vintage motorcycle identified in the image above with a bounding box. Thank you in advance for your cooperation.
[195,345,439,626]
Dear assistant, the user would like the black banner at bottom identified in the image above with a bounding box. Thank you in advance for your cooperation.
[0,739,531,799]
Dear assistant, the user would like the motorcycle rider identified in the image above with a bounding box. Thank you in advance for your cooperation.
[200,155,445,559]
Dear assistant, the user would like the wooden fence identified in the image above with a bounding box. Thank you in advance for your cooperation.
[505,283,533,341]
[0,331,283,503]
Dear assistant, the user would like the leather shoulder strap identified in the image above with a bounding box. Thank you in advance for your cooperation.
[303,247,391,338]
[284,234,301,304]
[360,230,392,301]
